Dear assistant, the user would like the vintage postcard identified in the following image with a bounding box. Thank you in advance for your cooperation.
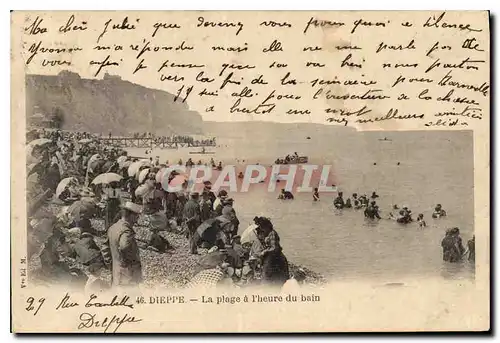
[11,10,490,333]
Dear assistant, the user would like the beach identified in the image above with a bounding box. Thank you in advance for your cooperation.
[127,126,475,282]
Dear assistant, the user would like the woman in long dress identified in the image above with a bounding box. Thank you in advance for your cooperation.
[257,217,289,286]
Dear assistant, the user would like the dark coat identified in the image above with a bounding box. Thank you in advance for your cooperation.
[106,219,142,287]
[183,199,201,231]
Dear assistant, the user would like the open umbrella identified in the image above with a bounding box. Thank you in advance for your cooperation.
[240,224,259,245]
[28,138,52,147]
[116,155,128,165]
[68,200,96,221]
[128,160,150,177]
[27,138,53,156]
[168,174,187,188]
[155,167,169,183]
[135,183,154,198]
[55,177,79,198]
[79,138,93,144]
[138,168,150,184]
[119,160,132,170]
[91,172,123,185]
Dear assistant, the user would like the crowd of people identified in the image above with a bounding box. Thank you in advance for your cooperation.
[328,190,474,263]
[130,132,216,147]
[26,128,296,292]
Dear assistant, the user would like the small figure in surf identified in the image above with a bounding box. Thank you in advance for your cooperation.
[313,188,320,202]
[364,201,381,220]
[467,235,475,262]
[395,206,413,224]
[352,193,363,209]
[417,213,427,229]
[333,192,345,209]
[278,189,294,200]
[432,204,447,219]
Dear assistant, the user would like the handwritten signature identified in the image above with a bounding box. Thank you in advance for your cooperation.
[78,312,142,333]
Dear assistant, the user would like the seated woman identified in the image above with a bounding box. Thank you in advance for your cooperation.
[432,204,447,218]
[72,219,105,270]
[256,217,289,287]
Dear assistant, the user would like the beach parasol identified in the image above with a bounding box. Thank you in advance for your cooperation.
[116,155,128,165]
[119,160,132,170]
[155,168,167,183]
[240,224,259,245]
[79,138,93,144]
[138,168,150,184]
[127,160,150,177]
[168,174,187,188]
[135,183,154,198]
[91,172,123,185]
[28,138,52,147]
[55,177,79,198]
[68,200,97,221]
[27,138,53,156]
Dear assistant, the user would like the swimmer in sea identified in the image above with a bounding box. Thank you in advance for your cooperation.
[432,204,447,218]
[313,188,320,202]
[278,189,294,200]
[417,213,427,229]
[333,192,345,209]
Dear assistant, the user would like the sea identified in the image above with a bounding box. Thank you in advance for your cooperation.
[126,126,475,283]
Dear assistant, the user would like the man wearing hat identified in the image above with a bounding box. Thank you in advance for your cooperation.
[184,192,202,254]
[203,181,216,206]
[106,201,143,287]
[213,190,228,216]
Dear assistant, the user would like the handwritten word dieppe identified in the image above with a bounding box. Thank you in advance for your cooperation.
[78,312,142,333]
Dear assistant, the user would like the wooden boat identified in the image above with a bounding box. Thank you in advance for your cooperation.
[276,156,309,164]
